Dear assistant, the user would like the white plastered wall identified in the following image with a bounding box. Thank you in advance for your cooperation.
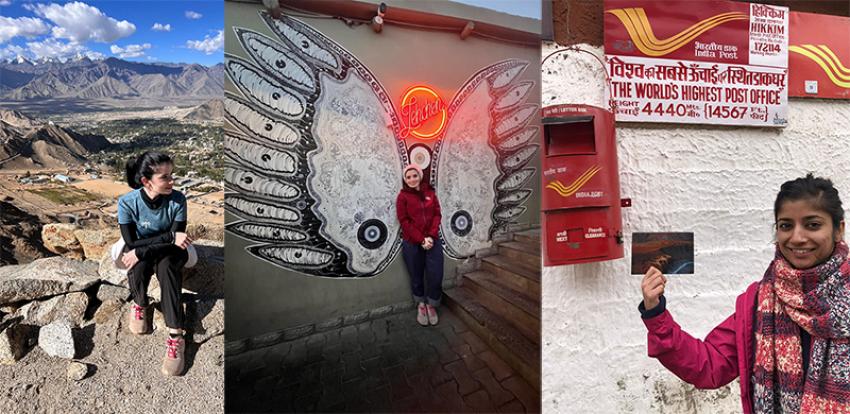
[541,41,850,413]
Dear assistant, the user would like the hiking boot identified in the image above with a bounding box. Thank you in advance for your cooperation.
[161,335,185,376]
[426,304,439,326]
[127,303,149,335]
[417,303,429,326]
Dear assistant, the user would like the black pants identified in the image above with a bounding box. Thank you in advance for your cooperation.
[127,245,188,329]
[401,238,444,307]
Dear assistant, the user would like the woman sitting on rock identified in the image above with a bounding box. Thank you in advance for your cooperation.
[117,151,192,376]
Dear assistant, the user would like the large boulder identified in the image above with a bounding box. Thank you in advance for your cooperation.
[38,320,75,359]
[74,228,120,262]
[0,257,99,305]
[92,284,131,324]
[41,223,84,260]
[98,253,127,286]
[17,292,89,327]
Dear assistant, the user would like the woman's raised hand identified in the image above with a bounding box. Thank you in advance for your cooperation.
[174,232,193,250]
[641,266,667,311]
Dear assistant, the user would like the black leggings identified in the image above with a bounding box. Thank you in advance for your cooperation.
[127,245,188,329]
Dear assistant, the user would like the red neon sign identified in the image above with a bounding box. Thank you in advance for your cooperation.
[399,85,447,140]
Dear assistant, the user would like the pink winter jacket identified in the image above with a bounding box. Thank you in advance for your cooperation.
[642,281,760,414]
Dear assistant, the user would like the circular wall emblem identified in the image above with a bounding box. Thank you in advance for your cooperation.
[357,219,388,250]
[450,210,472,237]
[408,143,432,171]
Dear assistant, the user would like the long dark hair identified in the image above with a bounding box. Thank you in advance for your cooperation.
[125,151,172,189]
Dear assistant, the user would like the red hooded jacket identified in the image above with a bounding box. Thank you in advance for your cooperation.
[396,182,441,245]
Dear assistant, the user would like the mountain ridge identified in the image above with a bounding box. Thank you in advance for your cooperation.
[0,58,224,101]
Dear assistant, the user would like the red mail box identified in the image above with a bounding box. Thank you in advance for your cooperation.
[541,104,624,266]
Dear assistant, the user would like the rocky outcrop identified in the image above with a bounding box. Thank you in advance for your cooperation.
[74,228,120,262]
[182,99,223,121]
[0,239,224,366]
[42,224,85,260]
[0,257,99,304]
[18,291,88,327]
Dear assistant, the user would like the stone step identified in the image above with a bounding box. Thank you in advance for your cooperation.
[481,255,540,298]
[497,242,540,269]
[443,287,540,390]
[462,271,539,344]
[512,229,540,248]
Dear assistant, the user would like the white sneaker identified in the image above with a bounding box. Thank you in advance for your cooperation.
[426,304,439,326]
[416,303,428,326]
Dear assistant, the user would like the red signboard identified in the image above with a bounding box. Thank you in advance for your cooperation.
[604,0,789,127]
[788,12,850,99]
[605,1,750,65]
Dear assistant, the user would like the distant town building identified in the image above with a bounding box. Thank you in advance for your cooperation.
[53,174,72,183]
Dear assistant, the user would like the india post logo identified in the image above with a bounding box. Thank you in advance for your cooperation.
[399,85,447,140]
[606,8,748,57]
[789,45,850,88]
[546,165,601,198]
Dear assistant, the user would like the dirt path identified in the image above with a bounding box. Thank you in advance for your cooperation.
[0,306,224,414]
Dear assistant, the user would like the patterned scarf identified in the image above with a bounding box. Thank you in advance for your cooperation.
[753,240,850,414]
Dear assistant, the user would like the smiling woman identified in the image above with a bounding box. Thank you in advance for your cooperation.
[639,174,850,413]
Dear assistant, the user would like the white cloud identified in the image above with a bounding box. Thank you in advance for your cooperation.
[0,1,13,7]
[26,1,135,43]
[151,23,171,32]
[26,38,85,60]
[110,43,151,58]
[185,10,202,20]
[85,50,105,60]
[186,30,222,55]
[0,16,50,43]
[0,44,26,61]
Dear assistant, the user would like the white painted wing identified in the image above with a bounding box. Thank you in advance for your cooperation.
[225,13,407,277]
[432,60,538,259]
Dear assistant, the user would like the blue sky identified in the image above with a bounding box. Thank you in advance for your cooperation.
[453,0,541,20]
[0,0,223,66]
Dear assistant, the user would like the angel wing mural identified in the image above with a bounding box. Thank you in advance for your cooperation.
[225,11,538,277]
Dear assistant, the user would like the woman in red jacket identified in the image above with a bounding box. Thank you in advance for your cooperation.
[396,164,443,326]
[640,174,850,413]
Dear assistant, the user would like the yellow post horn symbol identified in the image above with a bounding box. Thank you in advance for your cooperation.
[546,165,601,198]
[789,45,850,88]
[606,8,748,57]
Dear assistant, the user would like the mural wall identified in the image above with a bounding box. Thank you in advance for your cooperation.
[224,1,540,340]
